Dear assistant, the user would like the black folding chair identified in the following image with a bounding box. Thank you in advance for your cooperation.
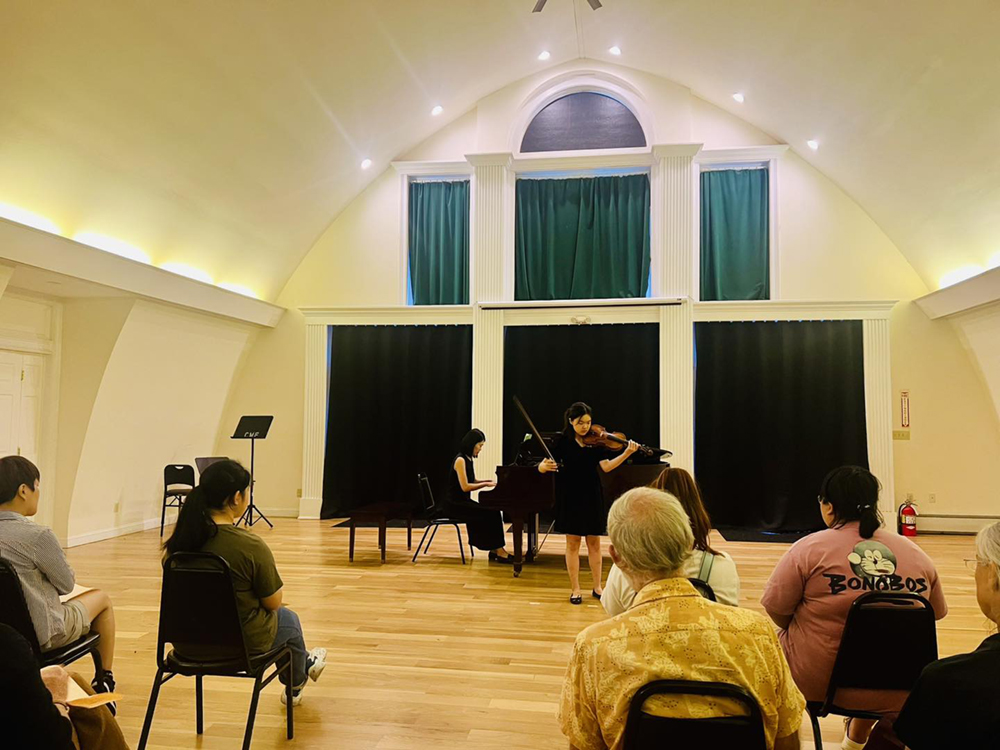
[137,552,294,750]
[806,591,939,750]
[161,464,195,536]
[0,557,104,677]
[195,456,228,477]
[688,577,717,601]
[622,679,768,750]
[412,474,473,563]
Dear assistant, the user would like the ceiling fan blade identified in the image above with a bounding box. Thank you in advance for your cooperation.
[587,0,603,9]
[532,0,547,12]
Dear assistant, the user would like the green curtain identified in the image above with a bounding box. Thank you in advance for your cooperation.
[408,180,469,305]
[515,174,650,300]
[700,168,770,301]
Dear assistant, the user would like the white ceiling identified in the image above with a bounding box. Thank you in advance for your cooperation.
[2,0,998,298]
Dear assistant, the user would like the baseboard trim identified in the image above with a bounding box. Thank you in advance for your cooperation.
[917,514,1000,535]
[66,517,165,548]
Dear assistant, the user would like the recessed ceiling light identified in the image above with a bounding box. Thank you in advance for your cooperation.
[732,92,745,103]
[608,46,622,56]
[807,140,819,151]
[431,105,443,116]
[537,50,551,61]
[361,158,372,170]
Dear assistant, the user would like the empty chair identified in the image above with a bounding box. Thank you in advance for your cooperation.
[137,552,294,750]
[0,557,104,679]
[195,456,228,477]
[412,473,472,564]
[161,464,195,536]
[623,680,768,750]
[804,591,938,750]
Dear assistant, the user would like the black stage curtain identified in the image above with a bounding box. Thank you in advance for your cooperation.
[502,324,659,463]
[321,325,472,517]
[694,320,868,532]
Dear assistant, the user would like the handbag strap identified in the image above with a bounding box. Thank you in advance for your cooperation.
[697,551,715,582]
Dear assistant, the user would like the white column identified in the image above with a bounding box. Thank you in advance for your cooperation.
[863,317,895,526]
[300,322,328,519]
[467,153,513,303]
[660,300,694,473]
[652,145,700,298]
[471,307,505,479]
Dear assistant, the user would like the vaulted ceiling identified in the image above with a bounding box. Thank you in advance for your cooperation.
[3,0,998,299]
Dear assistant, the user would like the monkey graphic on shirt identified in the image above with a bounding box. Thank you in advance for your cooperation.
[823,540,927,595]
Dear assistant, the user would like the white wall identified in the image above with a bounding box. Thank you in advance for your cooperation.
[221,61,1000,523]
[66,300,255,545]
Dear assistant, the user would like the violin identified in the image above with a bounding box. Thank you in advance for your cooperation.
[580,424,664,459]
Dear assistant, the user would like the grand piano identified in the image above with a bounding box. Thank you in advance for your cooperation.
[479,460,667,577]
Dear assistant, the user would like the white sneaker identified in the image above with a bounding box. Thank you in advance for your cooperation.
[280,686,304,706]
[307,647,327,682]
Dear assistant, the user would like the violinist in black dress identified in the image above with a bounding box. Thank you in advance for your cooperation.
[446,429,513,563]
[538,402,638,604]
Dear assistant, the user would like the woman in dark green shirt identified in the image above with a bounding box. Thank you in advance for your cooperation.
[164,460,326,705]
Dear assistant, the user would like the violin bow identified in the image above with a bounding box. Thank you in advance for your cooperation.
[512,396,558,464]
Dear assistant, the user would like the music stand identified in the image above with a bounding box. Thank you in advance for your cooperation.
[232,416,274,528]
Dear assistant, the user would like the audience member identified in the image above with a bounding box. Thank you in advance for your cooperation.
[559,487,804,750]
[0,456,117,698]
[602,467,739,613]
[892,520,1000,748]
[163,459,327,706]
[761,466,947,750]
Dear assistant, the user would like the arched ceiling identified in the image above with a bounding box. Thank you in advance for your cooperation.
[3,0,998,299]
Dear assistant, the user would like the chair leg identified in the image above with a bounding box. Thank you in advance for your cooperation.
[808,708,823,750]
[470,541,475,558]
[285,652,294,739]
[242,675,263,750]
[137,668,165,750]
[413,526,432,562]
[160,497,167,537]
[196,674,204,734]
[425,524,440,554]
[379,518,387,563]
[349,521,356,562]
[455,524,466,564]
[407,518,413,550]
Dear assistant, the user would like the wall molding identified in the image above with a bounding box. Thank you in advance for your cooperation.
[392,160,473,177]
[694,145,789,164]
[863,318,896,525]
[914,265,1000,319]
[300,306,474,326]
[693,300,897,322]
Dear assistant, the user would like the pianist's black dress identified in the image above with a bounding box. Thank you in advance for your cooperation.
[553,435,610,537]
[445,454,506,551]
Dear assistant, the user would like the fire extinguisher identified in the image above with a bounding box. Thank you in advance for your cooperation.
[898,501,919,537]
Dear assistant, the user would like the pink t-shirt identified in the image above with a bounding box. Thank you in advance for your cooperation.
[761,522,947,708]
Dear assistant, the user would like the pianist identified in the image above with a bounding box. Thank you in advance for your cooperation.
[447,429,513,563]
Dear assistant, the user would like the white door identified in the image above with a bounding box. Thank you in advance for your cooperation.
[20,355,43,465]
[0,352,21,457]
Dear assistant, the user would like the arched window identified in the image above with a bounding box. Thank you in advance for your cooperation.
[520,91,646,153]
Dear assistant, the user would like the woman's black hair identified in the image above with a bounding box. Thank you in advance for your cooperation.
[563,402,592,436]
[459,429,486,458]
[163,459,251,557]
[819,465,883,539]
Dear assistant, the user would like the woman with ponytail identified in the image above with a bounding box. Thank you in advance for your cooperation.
[761,466,947,750]
[164,460,326,706]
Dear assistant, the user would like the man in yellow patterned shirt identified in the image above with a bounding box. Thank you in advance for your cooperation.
[558,487,804,750]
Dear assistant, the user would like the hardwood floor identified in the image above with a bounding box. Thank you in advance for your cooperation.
[63,522,988,749]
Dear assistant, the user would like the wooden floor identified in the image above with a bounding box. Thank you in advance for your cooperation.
[64,521,988,749]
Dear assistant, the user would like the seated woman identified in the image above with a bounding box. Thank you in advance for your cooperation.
[601,467,740,614]
[761,466,948,750]
[163,460,327,706]
[892,520,1000,748]
[446,429,512,563]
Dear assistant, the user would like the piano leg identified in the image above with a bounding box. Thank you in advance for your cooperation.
[512,517,524,578]
[525,513,539,563]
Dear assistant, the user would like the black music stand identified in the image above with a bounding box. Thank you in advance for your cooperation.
[232,416,274,528]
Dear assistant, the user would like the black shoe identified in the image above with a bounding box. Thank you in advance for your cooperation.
[570,594,583,605]
[489,551,514,564]
[592,590,602,599]
[92,671,117,716]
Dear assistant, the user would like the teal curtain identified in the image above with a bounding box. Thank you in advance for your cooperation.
[408,180,469,305]
[515,174,650,300]
[700,168,770,301]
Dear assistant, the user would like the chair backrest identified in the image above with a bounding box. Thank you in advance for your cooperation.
[157,552,251,668]
[195,457,228,476]
[164,464,195,489]
[623,679,767,750]
[0,557,44,657]
[822,591,938,708]
[416,474,436,513]
[687,577,717,601]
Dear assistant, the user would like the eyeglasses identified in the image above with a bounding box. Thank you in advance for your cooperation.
[964,558,984,572]
[816,495,827,504]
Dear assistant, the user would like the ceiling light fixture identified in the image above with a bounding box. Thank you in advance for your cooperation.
[360,158,372,170]
[732,92,745,103]
[0,202,62,235]
[807,139,819,151]
[537,50,551,61]
[431,105,443,116]
[73,232,151,264]
[608,46,622,56]
[939,265,984,289]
